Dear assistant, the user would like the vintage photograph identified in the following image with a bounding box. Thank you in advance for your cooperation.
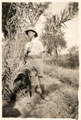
[2,2,79,118]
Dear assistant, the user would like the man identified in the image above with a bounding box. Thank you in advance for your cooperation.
[24,28,48,100]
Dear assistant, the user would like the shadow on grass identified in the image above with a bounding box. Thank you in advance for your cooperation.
[2,101,21,117]
[21,83,61,118]
[2,80,78,118]
[21,81,78,118]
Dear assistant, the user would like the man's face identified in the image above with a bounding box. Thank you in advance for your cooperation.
[28,31,35,39]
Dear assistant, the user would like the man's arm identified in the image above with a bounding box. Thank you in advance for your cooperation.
[39,42,46,59]
[42,51,46,60]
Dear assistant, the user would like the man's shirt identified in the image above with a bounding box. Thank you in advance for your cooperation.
[25,37,45,56]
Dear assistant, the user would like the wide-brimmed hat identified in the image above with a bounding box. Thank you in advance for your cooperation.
[25,29,38,37]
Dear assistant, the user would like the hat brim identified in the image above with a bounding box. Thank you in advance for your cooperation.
[25,29,38,37]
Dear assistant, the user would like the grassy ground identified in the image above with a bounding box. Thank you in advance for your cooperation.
[2,56,79,118]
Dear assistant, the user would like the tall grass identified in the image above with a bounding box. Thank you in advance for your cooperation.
[44,55,79,88]
[44,56,79,119]
[2,32,29,100]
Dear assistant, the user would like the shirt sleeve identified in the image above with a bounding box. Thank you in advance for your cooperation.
[39,42,45,53]
[24,42,30,53]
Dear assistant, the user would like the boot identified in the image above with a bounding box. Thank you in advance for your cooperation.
[40,84,49,101]
[35,85,41,94]
[40,84,46,99]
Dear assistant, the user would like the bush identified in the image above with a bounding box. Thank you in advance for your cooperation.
[57,50,79,69]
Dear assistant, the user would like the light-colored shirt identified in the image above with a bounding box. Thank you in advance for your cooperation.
[25,37,44,56]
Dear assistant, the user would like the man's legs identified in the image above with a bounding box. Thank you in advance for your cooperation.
[30,84,36,97]
[29,75,36,97]
[38,76,47,100]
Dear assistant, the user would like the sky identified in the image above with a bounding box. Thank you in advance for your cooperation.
[63,17,79,48]
[35,2,79,53]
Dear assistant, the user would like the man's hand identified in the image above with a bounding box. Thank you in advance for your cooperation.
[24,47,31,64]
[27,47,31,53]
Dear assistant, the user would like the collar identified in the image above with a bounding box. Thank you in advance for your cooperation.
[31,37,38,43]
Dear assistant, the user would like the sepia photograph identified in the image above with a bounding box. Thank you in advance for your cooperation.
[1,1,79,119]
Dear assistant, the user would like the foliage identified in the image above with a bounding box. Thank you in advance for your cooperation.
[67,46,79,68]
[56,46,79,68]
[42,2,78,60]
[42,18,67,57]
[2,2,50,38]
[44,56,79,88]
[51,2,78,28]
